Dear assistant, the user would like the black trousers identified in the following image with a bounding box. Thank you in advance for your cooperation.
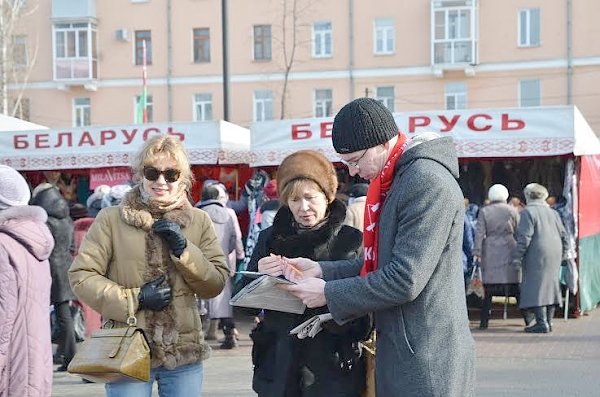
[55,301,76,366]
[480,284,520,326]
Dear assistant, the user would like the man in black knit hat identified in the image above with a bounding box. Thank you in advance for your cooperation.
[273,97,475,396]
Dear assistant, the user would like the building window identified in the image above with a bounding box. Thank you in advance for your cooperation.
[519,79,540,107]
[518,8,540,47]
[135,30,152,65]
[373,18,395,55]
[445,82,467,110]
[13,35,28,67]
[53,22,97,80]
[253,25,271,60]
[253,90,273,122]
[312,21,332,58]
[194,93,213,121]
[314,89,332,118]
[376,86,395,112]
[433,3,476,64]
[193,28,210,63]
[135,95,153,122]
[73,97,91,127]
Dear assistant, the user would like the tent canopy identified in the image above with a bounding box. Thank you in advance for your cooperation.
[249,105,600,167]
[0,113,48,132]
[0,120,250,170]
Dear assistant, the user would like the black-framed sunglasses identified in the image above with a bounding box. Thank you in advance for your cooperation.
[143,166,181,183]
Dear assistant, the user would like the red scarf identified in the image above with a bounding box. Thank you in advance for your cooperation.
[360,134,408,276]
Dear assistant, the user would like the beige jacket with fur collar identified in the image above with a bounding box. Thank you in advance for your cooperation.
[69,202,229,369]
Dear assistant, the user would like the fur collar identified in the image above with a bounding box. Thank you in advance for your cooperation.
[119,185,194,231]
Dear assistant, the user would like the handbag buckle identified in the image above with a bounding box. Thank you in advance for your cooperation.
[126,316,137,327]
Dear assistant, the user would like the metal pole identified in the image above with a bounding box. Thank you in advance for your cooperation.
[348,0,354,101]
[166,0,173,121]
[222,0,230,121]
[566,0,573,105]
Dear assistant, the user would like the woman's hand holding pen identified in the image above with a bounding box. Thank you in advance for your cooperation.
[282,257,322,281]
[257,254,284,276]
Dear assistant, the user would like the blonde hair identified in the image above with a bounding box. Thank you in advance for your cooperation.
[279,178,325,204]
[131,135,193,192]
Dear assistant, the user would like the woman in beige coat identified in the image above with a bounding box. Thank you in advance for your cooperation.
[69,135,229,397]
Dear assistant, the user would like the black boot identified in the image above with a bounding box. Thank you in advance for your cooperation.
[525,306,549,333]
[479,289,492,329]
[546,305,556,332]
[220,321,238,349]
[521,309,535,327]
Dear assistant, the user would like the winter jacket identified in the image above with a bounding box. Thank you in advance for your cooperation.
[322,137,476,397]
[30,186,76,304]
[512,201,568,308]
[197,200,237,319]
[69,187,229,369]
[473,202,520,284]
[0,206,54,397]
[245,200,371,397]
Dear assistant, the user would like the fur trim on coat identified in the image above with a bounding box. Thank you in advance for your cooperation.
[119,187,207,369]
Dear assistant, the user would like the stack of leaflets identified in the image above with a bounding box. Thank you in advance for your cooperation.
[230,272,306,314]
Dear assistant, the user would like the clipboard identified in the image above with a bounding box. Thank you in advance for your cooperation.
[237,271,296,285]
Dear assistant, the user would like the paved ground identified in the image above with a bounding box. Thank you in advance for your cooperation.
[52,306,600,396]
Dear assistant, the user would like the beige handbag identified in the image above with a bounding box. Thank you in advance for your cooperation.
[67,289,151,383]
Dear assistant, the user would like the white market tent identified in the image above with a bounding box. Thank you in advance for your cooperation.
[249,105,600,166]
[0,113,48,132]
[250,105,600,314]
[0,120,250,170]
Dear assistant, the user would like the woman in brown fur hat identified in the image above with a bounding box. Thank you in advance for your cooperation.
[69,135,229,396]
[243,149,371,397]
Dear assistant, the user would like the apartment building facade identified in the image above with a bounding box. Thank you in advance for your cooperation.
[7,0,600,135]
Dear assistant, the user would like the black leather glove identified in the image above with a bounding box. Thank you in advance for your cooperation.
[153,219,187,257]
[138,275,172,311]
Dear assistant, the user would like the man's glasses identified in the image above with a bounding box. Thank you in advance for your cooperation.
[339,149,368,169]
[143,166,181,183]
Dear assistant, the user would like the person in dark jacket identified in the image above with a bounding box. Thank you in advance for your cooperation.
[512,183,568,333]
[274,98,475,397]
[473,184,521,329]
[30,183,76,371]
[244,150,370,397]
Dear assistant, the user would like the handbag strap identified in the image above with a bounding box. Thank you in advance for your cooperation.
[125,289,137,327]
[108,289,139,359]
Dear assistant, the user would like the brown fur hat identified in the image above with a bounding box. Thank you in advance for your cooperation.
[277,150,338,203]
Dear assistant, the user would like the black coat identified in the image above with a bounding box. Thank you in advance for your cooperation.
[31,187,76,304]
[245,199,370,397]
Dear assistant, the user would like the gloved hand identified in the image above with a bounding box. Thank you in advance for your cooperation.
[138,275,172,311]
[153,219,187,257]
[289,313,333,339]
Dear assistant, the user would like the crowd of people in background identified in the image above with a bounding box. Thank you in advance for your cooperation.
[0,100,577,397]
[464,182,569,334]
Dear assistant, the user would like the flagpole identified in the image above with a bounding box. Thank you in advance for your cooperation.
[142,40,148,123]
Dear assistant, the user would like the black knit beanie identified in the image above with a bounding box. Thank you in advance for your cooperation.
[332,97,399,153]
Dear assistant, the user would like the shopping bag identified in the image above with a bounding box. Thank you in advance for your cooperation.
[359,331,376,397]
[466,262,485,299]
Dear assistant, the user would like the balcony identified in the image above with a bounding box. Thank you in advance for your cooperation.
[52,0,96,21]
[431,0,478,70]
[53,22,97,87]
